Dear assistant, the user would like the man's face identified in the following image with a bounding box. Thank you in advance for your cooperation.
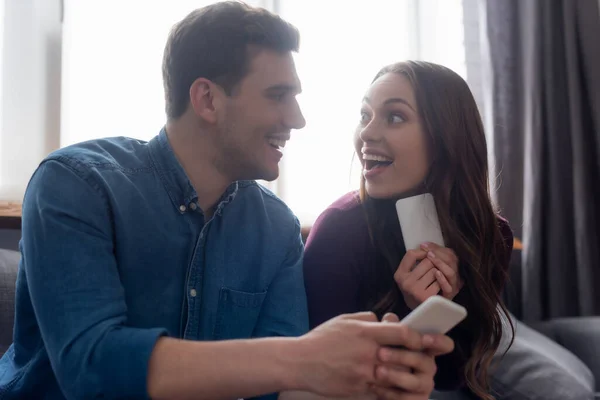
[215,49,305,182]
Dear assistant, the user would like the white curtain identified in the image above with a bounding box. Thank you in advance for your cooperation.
[0,0,62,202]
[1,0,467,225]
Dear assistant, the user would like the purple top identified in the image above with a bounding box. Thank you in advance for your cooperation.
[303,191,514,391]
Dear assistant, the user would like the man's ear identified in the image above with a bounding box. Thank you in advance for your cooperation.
[189,78,224,124]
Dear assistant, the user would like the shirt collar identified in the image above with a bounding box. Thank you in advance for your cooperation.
[148,127,238,216]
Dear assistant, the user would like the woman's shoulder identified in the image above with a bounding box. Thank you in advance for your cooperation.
[305,191,369,248]
[325,190,363,213]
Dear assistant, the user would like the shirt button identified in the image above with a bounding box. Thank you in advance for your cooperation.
[190,289,197,297]
[179,205,186,212]
[189,202,197,210]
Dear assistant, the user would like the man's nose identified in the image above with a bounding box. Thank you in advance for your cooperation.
[285,100,306,130]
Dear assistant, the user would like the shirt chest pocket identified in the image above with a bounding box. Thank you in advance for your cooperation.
[213,287,267,340]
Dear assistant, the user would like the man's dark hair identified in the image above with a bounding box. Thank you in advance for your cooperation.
[162,1,300,120]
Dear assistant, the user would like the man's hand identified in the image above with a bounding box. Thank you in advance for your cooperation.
[367,314,455,400]
[290,312,434,398]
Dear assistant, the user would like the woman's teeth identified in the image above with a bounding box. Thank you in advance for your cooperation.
[362,154,393,171]
[362,154,393,162]
[267,138,287,149]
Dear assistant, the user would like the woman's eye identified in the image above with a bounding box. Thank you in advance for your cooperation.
[388,114,405,124]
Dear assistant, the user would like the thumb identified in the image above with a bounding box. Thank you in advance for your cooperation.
[339,311,379,322]
[381,313,400,323]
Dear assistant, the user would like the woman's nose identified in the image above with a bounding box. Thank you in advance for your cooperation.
[359,120,382,143]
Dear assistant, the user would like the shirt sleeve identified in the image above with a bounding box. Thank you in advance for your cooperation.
[21,159,167,399]
[303,208,364,329]
[252,218,309,339]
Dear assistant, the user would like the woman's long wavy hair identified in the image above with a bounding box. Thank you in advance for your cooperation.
[359,61,514,400]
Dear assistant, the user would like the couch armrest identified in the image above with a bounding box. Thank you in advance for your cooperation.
[531,317,600,390]
[0,248,19,356]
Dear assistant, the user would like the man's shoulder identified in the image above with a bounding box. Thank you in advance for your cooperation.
[237,181,298,219]
[44,136,152,174]
[230,181,301,237]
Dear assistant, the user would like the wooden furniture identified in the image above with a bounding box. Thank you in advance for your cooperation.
[0,202,21,230]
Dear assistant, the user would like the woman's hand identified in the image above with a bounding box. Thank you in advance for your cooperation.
[394,249,440,310]
[394,244,462,309]
[420,242,463,301]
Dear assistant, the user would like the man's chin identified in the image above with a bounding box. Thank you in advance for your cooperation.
[236,166,279,182]
[258,168,280,182]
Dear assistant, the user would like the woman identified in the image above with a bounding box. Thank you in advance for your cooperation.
[303,61,514,400]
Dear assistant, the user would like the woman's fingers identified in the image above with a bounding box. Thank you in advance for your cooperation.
[434,269,453,297]
[426,251,457,285]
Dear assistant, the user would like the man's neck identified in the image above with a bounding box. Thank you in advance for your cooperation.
[165,119,231,217]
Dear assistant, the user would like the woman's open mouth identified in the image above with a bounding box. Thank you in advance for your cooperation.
[363,154,393,178]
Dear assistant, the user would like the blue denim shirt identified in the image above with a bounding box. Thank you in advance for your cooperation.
[0,128,309,399]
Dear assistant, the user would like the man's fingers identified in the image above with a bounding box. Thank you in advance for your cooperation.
[423,333,455,356]
[382,313,400,323]
[363,323,423,350]
[370,385,407,400]
[370,385,425,400]
[435,269,454,296]
[377,348,437,375]
[371,386,433,400]
[375,366,434,395]
[339,311,378,322]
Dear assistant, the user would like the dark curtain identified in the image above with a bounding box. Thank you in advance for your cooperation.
[483,0,600,321]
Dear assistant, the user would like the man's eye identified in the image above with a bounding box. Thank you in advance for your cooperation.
[269,93,286,102]
[360,111,370,124]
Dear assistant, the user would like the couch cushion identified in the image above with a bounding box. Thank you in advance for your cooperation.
[532,317,600,394]
[491,313,595,400]
[0,248,19,356]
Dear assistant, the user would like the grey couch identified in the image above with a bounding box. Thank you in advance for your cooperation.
[0,248,19,357]
[431,249,600,400]
[1,245,599,399]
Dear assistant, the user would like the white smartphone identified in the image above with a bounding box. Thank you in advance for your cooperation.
[400,295,467,334]
[395,193,445,250]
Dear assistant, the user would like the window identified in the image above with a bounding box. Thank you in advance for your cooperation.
[0,0,62,201]
[2,0,467,225]
[0,0,4,191]
[61,0,261,147]
[277,0,466,224]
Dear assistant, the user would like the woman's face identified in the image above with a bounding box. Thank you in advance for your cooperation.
[355,72,432,199]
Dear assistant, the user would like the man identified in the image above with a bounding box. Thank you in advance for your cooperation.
[0,2,453,399]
